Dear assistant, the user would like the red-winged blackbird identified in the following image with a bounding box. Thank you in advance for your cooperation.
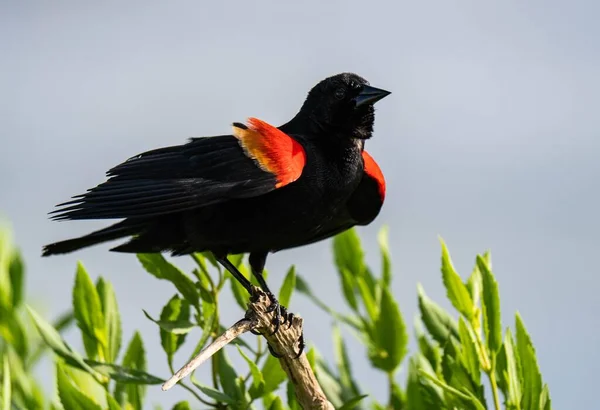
[43,72,389,348]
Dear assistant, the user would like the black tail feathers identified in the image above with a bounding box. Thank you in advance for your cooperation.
[42,220,141,256]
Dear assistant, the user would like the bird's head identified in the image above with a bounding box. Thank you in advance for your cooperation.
[297,73,391,140]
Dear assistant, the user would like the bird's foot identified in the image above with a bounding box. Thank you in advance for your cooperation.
[250,291,291,336]
[249,291,305,358]
[265,291,288,335]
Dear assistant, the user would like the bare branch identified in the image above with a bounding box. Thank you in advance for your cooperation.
[163,286,334,409]
[162,318,257,391]
[248,289,335,410]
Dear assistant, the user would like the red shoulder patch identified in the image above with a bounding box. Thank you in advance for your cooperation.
[362,150,386,200]
[232,118,306,188]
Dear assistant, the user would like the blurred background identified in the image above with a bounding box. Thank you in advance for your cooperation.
[1,1,598,408]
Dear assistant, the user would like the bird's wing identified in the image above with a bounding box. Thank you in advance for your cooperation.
[49,118,307,220]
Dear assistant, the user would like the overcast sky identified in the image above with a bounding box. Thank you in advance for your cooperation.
[1,1,599,408]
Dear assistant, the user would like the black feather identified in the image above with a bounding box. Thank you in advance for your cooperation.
[49,135,278,221]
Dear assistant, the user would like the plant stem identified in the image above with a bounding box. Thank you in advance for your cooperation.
[178,381,217,407]
[488,369,502,410]
[210,279,220,390]
[387,371,395,409]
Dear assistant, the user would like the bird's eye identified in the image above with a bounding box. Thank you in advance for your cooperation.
[334,87,346,100]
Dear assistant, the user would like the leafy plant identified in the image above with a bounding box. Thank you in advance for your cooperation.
[0,225,551,409]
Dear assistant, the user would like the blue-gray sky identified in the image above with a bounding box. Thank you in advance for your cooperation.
[1,1,598,408]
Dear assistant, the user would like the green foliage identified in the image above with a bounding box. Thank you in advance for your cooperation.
[0,225,552,409]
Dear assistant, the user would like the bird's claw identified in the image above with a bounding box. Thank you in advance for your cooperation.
[265,292,285,335]
[266,332,305,359]
[267,342,284,358]
[294,333,305,359]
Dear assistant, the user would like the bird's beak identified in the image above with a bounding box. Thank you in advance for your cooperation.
[354,85,391,107]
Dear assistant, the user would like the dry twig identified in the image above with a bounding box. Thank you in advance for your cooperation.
[163,287,334,410]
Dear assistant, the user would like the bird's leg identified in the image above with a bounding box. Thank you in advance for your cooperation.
[249,252,305,358]
[248,252,284,333]
[215,255,253,294]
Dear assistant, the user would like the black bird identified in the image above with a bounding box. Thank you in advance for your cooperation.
[43,72,390,348]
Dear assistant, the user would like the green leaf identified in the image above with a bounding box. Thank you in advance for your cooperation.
[0,228,14,311]
[262,355,286,394]
[96,278,122,363]
[72,262,106,360]
[378,226,392,286]
[27,306,100,378]
[114,332,146,410]
[515,313,542,410]
[419,370,485,410]
[356,276,378,322]
[268,396,285,410]
[229,253,245,268]
[145,295,192,368]
[333,229,365,310]
[286,381,302,410]
[339,268,359,311]
[8,251,24,308]
[439,338,459,386]
[314,357,344,407]
[64,366,105,406]
[417,284,459,344]
[414,318,441,374]
[278,266,296,308]
[333,229,365,276]
[56,362,102,410]
[0,306,28,358]
[467,265,482,310]
[476,255,502,355]
[137,254,200,312]
[229,271,249,310]
[389,381,405,410]
[2,356,10,410]
[539,384,552,410]
[191,252,209,275]
[143,309,194,335]
[363,267,379,300]
[446,358,482,404]
[3,345,44,410]
[26,311,75,368]
[187,299,216,361]
[191,381,235,404]
[171,401,191,410]
[216,349,241,401]
[106,393,122,410]
[238,347,265,399]
[198,252,220,271]
[502,329,522,409]
[406,357,427,410]
[495,338,508,396]
[261,393,277,410]
[193,272,214,304]
[295,275,363,331]
[440,238,474,320]
[332,326,360,399]
[369,287,407,372]
[54,311,76,332]
[458,317,481,385]
[338,394,369,410]
[85,360,163,384]
[306,347,316,372]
